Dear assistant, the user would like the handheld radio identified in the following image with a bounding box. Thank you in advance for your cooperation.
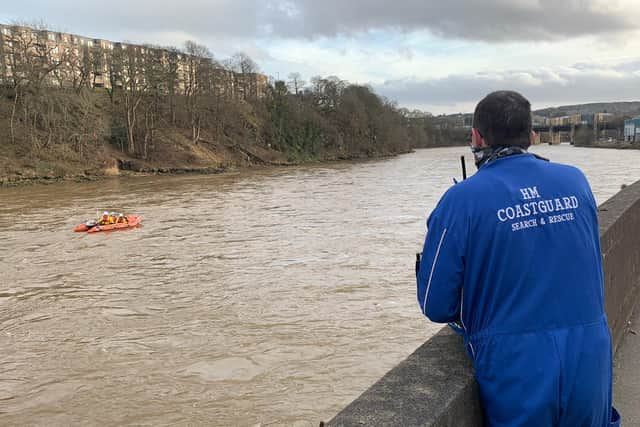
[416,156,467,276]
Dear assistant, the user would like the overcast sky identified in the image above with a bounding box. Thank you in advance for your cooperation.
[2,0,640,114]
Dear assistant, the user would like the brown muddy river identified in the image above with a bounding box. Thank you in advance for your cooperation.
[2,145,640,426]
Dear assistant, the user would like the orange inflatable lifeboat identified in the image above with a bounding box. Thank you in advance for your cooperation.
[74,215,142,233]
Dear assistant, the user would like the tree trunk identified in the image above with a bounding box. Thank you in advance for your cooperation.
[126,101,134,154]
[10,87,19,145]
[170,96,176,125]
[192,116,201,144]
[126,95,142,155]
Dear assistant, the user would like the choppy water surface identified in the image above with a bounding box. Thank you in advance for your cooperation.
[2,145,639,425]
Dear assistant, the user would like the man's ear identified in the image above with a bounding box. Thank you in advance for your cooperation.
[471,128,486,148]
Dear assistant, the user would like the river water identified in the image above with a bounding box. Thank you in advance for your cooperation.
[2,145,639,426]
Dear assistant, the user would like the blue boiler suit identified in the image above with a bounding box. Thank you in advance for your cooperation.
[417,153,620,427]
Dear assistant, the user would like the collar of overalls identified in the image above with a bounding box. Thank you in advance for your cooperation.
[472,145,549,169]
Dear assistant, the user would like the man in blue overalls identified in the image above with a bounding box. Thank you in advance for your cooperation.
[417,91,620,426]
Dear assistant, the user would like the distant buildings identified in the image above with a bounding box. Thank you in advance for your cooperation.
[0,23,269,98]
[403,110,433,119]
[532,115,549,127]
[537,113,613,128]
[624,117,640,142]
[436,111,619,130]
[432,113,472,130]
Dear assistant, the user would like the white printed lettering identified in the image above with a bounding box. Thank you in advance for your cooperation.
[520,187,541,200]
[570,196,579,208]
[511,219,538,232]
[496,189,580,230]
[555,198,565,211]
[548,212,575,224]
[539,201,548,214]
[545,200,555,213]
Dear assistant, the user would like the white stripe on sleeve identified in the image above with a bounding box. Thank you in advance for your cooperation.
[422,228,447,315]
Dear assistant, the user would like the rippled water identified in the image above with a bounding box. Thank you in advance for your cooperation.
[2,145,639,426]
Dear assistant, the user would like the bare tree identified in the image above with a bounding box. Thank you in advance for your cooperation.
[0,28,8,85]
[90,43,107,88]
[287,72,305,96]
[139,45,168,159]
[76,44,93,91]
[184,40,215,143]
[51,45,72,89]
[5,24,62,88]
[120,44,147,154]
[60,45,83,90]
[105,44,124,103]
[164,46,181,125]
[3,22,64,145]
[228,52,259,100]
[50,38,92,93]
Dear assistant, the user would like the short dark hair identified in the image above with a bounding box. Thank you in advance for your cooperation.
[473,91,532,148]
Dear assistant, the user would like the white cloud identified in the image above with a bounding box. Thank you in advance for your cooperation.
[2,0,638,43]
[262,0,636,41]
[374,60,640,113]
[2,0,640,113]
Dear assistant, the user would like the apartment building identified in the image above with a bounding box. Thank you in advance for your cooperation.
[0,23,268,98]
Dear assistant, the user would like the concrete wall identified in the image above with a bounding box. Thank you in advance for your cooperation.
[599,182,640,350]
[327,180,640,427]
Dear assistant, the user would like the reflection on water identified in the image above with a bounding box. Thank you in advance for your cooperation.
[1,145,639,425]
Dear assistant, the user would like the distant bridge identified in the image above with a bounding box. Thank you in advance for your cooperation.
[533,123,617,145]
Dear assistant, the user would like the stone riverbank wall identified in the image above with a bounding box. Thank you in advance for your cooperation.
[327,180,640,427]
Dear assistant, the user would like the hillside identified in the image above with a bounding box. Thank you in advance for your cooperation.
[0,78,446,185]
[534,101,640,117]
